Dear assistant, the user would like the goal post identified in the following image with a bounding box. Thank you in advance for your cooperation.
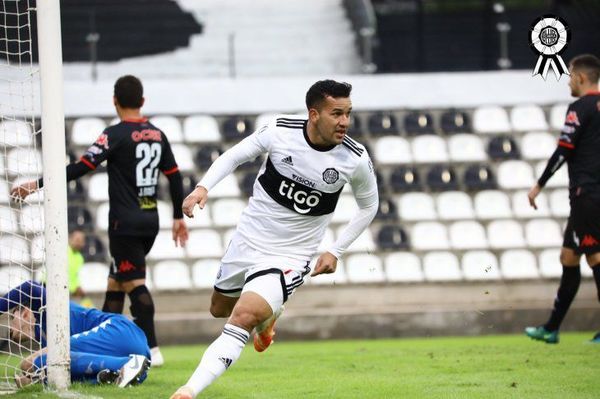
[36,0,70,391]
[0,0,69,392]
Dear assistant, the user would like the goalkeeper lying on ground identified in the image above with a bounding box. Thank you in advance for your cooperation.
[1,280,150,388]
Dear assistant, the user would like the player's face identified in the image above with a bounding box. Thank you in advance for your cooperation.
[9,308,35,343]
[69,231,86,251]
[313,96,352,145]
[568,66,582,97]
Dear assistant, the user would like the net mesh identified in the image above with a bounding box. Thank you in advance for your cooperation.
[0,0,44,393]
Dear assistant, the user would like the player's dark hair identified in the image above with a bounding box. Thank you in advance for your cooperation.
[305,79,352,110]
[570,54,600,83]
[114,75,144,109]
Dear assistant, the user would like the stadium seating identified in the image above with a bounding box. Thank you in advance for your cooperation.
[404,112,435,135]
[68,205,94,231]
[79,262,110,293]
[390,166,422,192]
[510,104,548,131]
[426,165,459,191]
[82,235,108,262]
[195,145,223,170]
[384,252,424,282]
[376,225,409,250]
[520,131,555,160]
[412,135,448,163]
[70,117,106,146]
[487,220,525,249]
[149,115,184,143]
[440,110,471,134]
[461,250,501,280]
[183,115,221,143]
[222,116,253,141]
[192,259,221,288]
[422,252,462,281]
[463,164,496,191]
[500,249,539,279]
[448,134,486,162]
[6,148,43,176]
[368,112,399,136]
[473,106,511,134]
[449,221,487,249]
[153,260,193,289]
[474,190,512,219]
[549,189,569,218]
[538,249,562,278]
[512,191,550,218]
[375,198,398,221]
[374,136,412,164]
[436,191,475,220]
[487,136,520,160]
[411,222,449,250]
[148,231,187,260]
[0,266,31,294]
[345,254,385,283]
[8,102,581,290]
[0,120,33,146]
[497,160,535,189]
[88,173,109,202]
[550,103,568,130]
[398,192,436,221]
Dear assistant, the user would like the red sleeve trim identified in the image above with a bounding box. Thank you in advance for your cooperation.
[162,166,179,176]
[558,141,575,149]
[80,156,97,170]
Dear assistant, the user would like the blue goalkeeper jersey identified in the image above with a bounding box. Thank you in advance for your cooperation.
[0,281,116,346]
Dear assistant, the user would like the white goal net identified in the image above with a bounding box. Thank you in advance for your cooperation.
[0,0,69,393]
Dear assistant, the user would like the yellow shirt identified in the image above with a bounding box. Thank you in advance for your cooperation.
[67,246,85,294]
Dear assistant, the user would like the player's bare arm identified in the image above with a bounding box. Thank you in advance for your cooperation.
[527,183,542,210]
[182,185,208,217]
[172,218,189,247]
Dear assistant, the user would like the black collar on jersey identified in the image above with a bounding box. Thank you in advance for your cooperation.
[303,121,336,152]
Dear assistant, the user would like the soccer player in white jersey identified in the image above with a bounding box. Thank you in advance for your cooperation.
[171,80,379,399]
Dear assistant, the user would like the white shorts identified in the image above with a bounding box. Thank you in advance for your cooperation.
[214,233,311,312]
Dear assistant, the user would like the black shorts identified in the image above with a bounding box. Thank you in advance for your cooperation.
[562,193,600,255]
[108,233,156,281]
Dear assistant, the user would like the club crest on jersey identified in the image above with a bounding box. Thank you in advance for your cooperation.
[94,133,109,150]
[322,168,339,184]
[565,111,580,126]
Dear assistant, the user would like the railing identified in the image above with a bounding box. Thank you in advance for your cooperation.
[343,0,378,73]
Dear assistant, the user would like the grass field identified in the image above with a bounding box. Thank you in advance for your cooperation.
[4,332,600,398]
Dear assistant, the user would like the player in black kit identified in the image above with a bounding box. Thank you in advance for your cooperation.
[12,75,188,364]
[525,54,600,344]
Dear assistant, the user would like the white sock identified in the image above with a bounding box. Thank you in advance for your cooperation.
[186,323,249,396]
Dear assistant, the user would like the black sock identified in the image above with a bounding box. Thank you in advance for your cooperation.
[544,266,581,332]
[129,285,157,348]
[592,264,600,303]
[102,290,125,314]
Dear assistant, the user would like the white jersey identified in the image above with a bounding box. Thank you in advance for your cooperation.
[199,115,379,261]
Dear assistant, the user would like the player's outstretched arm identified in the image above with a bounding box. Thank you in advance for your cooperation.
[172,219,188,247]
[182,185,208,218]
[310,252,338,277]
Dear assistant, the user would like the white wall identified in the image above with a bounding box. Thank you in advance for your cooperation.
[0,70,573,118]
